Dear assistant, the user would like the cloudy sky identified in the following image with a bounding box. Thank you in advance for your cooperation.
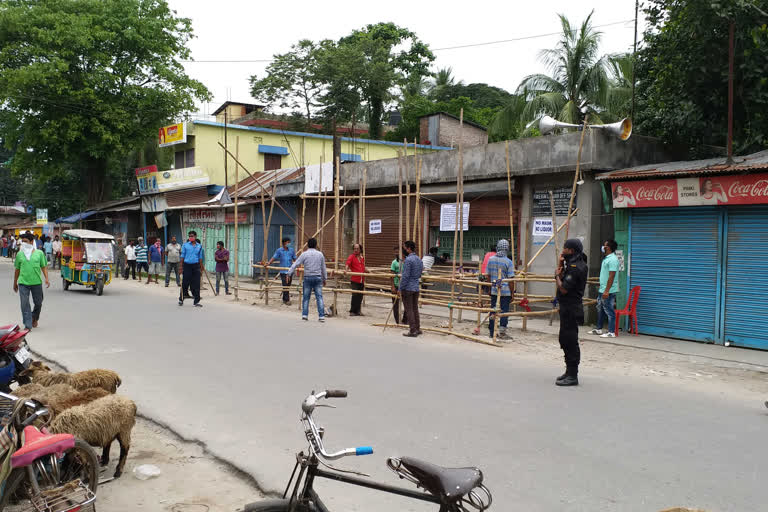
[167,0,643,118]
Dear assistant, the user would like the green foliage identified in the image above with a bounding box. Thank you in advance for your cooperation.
[385,95,496,143]
[0,0,211,206]
[249,40,323,127]
[636,0,768,155]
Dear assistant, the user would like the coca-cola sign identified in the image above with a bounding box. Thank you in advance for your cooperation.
[612,173,768,208]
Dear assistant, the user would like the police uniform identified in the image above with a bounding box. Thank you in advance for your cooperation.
[180,240,204,306]
[557,241,588,382]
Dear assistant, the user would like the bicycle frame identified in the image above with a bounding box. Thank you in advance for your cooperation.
[284,451,455,512]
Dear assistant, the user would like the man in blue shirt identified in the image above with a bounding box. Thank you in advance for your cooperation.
[399,240,423,338]
[267,237,296,305]
[485,239,515,341]
[179,230,205,307]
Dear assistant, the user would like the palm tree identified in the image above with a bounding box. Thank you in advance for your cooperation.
[603,53,634,121]
[517,11,610,126]
[429,67,461,101]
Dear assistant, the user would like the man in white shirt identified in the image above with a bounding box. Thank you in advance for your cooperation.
[51,236,62,270]
[124,241,137,280]
[421,246,438,272]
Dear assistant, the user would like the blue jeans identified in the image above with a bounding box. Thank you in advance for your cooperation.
[18,284,43,329]
[216,271,229,294]
[302,276,325,318]
[596,293,617,333]
[489,294,511,336]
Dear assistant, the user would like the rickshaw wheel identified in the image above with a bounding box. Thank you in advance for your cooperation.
[95,278,104,296]
[62,278,70,290]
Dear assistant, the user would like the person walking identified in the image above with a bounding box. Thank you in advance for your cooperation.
[179,231,205,307]
[554,238,588,387]
[267,237,296,305]
[288,237,327,322]
[345,243,366,316]
[34,234,42,250]
[147,239,163,284]
[43,236,53,266]
[390,246,406,325]
[124,241,137,280]
[164,236,181,287]
[51,236,62,270]
[12,232,50,329]
[214,241,231,295]
[399,240,423,337]
[485,239,514,341]
[8,235,16,260]
[1,235,7,258]
[588,239,620,338]
[135,237,148,281]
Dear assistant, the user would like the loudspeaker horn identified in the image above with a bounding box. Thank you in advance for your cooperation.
[538,115,580,135]
[591,118,632,141]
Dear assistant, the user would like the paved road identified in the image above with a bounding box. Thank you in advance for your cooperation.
[1,262,766,512]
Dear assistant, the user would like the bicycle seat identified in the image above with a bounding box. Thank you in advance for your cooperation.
[11,426,75,468]
[400,457,483,501]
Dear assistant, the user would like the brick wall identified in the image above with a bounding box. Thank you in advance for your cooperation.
[437,114,488,148]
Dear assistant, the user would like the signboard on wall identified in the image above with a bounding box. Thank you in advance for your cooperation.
[368,219,382,234]
[184,209,225,224]
[157,167,209,191]
[136,165,159,195]
[35,209,48,225]
[158,123,186,147]
[611,173,768,208]
[532,218,553,237]
[439,202,470,231]
[304,162,334,194]
[224,210,250,224]
[532,187,575,216]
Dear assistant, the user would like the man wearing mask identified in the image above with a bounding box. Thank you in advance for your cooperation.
[13,232,50,329]
[51,236,62,270]
[179,231,205,307]
[399,240,423,337]
[485,239,514,341]
[135,237,149,280]
[165,236,182,287]
[267,237,296,305]
[589,239,620,338]
[554,238,588,386]
[124,240,137,280]
[147,238,163,285]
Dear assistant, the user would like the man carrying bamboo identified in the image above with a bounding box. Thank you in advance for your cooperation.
[485,239,514,341]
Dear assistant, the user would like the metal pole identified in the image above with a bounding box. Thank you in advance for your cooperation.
[234,136,240,300]
[224,110,228,189]
[727,20,735,163]
[631,0,639,119]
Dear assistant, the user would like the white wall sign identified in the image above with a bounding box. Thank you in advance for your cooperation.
[368,219,382,234]
[532,218,553,237]
[615,249,625,272]
[303,162,334,194]
[439,202,470,231]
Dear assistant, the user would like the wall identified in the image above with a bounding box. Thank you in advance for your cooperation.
[179,121,450,188]
[436,114,488,147]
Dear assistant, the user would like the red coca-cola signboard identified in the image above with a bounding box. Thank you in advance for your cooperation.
[611,173,768,208]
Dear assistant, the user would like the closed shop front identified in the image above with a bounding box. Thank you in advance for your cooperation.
[614,172,768,349]
[183,206,254,277]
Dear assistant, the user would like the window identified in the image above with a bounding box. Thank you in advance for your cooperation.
[174,149,195,168]
[264,153,282,171]
[185,148,195,167]
[175,151,184,169]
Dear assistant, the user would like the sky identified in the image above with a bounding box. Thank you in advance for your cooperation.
[166,0,644,118]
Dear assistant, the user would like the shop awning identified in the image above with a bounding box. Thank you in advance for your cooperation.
[55,210,98,223]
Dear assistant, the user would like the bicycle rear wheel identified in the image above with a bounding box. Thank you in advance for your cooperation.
[0,438,99,511]
[243,498,316,511]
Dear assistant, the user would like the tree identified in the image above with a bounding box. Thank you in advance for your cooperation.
[429,67,460,102]
[516,11,609,125]
[636,0,768,155]
[319,23,434,139]
[249,40,324,127]
[0,0,211,205]
[604,53,634,122]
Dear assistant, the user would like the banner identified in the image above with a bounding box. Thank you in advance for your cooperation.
[157,167,209,191]
[184,209,224,224]
[439,202,470,231]
[224,210,249,224]
[136,165,159,195]
[158,123,186,147]
[303,162,334,194]
[532,218,553,237]
[368,219,382,234]
[36,209,48,225]
[612,173,768,208]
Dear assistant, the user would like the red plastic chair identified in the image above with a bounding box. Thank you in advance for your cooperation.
[615,286,641,336]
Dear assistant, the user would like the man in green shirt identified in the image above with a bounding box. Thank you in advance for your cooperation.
[588,239,620,338]
[390,246,406,325]
[13,232,50,329]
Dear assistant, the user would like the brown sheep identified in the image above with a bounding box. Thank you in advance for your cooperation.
[13,383,110,417]
[48,394,136,478]
[21,362,121,393]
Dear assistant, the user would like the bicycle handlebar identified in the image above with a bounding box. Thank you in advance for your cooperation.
[301,389,373,460]
[325,389,348,398]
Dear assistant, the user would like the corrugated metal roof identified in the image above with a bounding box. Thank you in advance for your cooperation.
[595,149,768,180]
[165,186,211,207]
[231,167,304,198]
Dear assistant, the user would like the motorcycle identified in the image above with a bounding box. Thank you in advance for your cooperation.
[0,324,33,388]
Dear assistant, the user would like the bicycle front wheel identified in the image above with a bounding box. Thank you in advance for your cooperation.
[243,498,315,511]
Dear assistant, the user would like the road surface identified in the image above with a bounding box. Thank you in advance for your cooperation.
[1,261,765,512]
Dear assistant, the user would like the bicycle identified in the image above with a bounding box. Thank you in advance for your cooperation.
[242,389,492,512]
[0,391,99,512]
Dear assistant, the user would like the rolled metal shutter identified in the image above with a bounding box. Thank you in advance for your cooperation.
[723,206,768,349]
[630,208,721,342]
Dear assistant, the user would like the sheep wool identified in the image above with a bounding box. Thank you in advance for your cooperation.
[23,363,122,393]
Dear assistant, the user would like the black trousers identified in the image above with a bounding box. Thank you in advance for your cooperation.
[125,261,136,279]
[401,290,420,334]
[349,281,364,314]
[558,306,581,376]
[392,295,407,324]
[280,273,291,303]
[182,263,201,304]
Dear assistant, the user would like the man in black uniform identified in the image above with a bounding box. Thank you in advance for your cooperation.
[554,238,588,386]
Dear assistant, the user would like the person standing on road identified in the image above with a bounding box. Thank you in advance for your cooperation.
[288,237,327,322]
[147,239,163,285]
[43,236,53,266]
[267,237,296,305]
[12,232,50,329]
[34,234,42,250]
[345,243,366,316]
[179,231,205,307]
[554,238,588,387]
[8,235,16,260]
[51,236,62,270]
[214,241,231,295]
[390,246,406,325]
[485,239,514,341]
[164,236,181,287]
[399,240,423,338]
[589,239,620,338]
[135,237,149,281]
[124,240,137,280]
[1,235,7,258]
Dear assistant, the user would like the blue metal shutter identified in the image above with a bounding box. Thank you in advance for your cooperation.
[723,206,768,349]
[630,208,721,342]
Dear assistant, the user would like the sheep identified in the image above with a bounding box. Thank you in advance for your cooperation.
[13,383,110,417]
[20,361,122,393]
[48,394,136,478]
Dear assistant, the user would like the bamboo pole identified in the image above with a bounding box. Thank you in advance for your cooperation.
[373,324,502,348]
[565,115,589,239]
[299,195,306,256]
[413,157,421,254]
[234,136,240,301]
[458,109,465,274]
[333,156,340,315]
[526,208,579,269]
[505,141,516,270]
[548,190,559,326]
[316,158,323,237]
[398,152,403,262]
[522,219,532,331]
[404,138,410,244]
[362,168,367,251]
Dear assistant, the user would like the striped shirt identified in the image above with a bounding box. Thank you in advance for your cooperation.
[486,255,514,296]
[288,248,327,280]
[135,244,148,263]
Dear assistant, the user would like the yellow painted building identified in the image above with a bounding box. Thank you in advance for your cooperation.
[170,120,452,187]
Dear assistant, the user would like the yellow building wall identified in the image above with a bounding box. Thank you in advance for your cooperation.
[175,121,445,187]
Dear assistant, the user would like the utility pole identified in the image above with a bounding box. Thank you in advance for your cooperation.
[727,20,735,163]
[224,110,229,188]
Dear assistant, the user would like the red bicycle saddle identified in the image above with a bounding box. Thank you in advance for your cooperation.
[11,426,75,468]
